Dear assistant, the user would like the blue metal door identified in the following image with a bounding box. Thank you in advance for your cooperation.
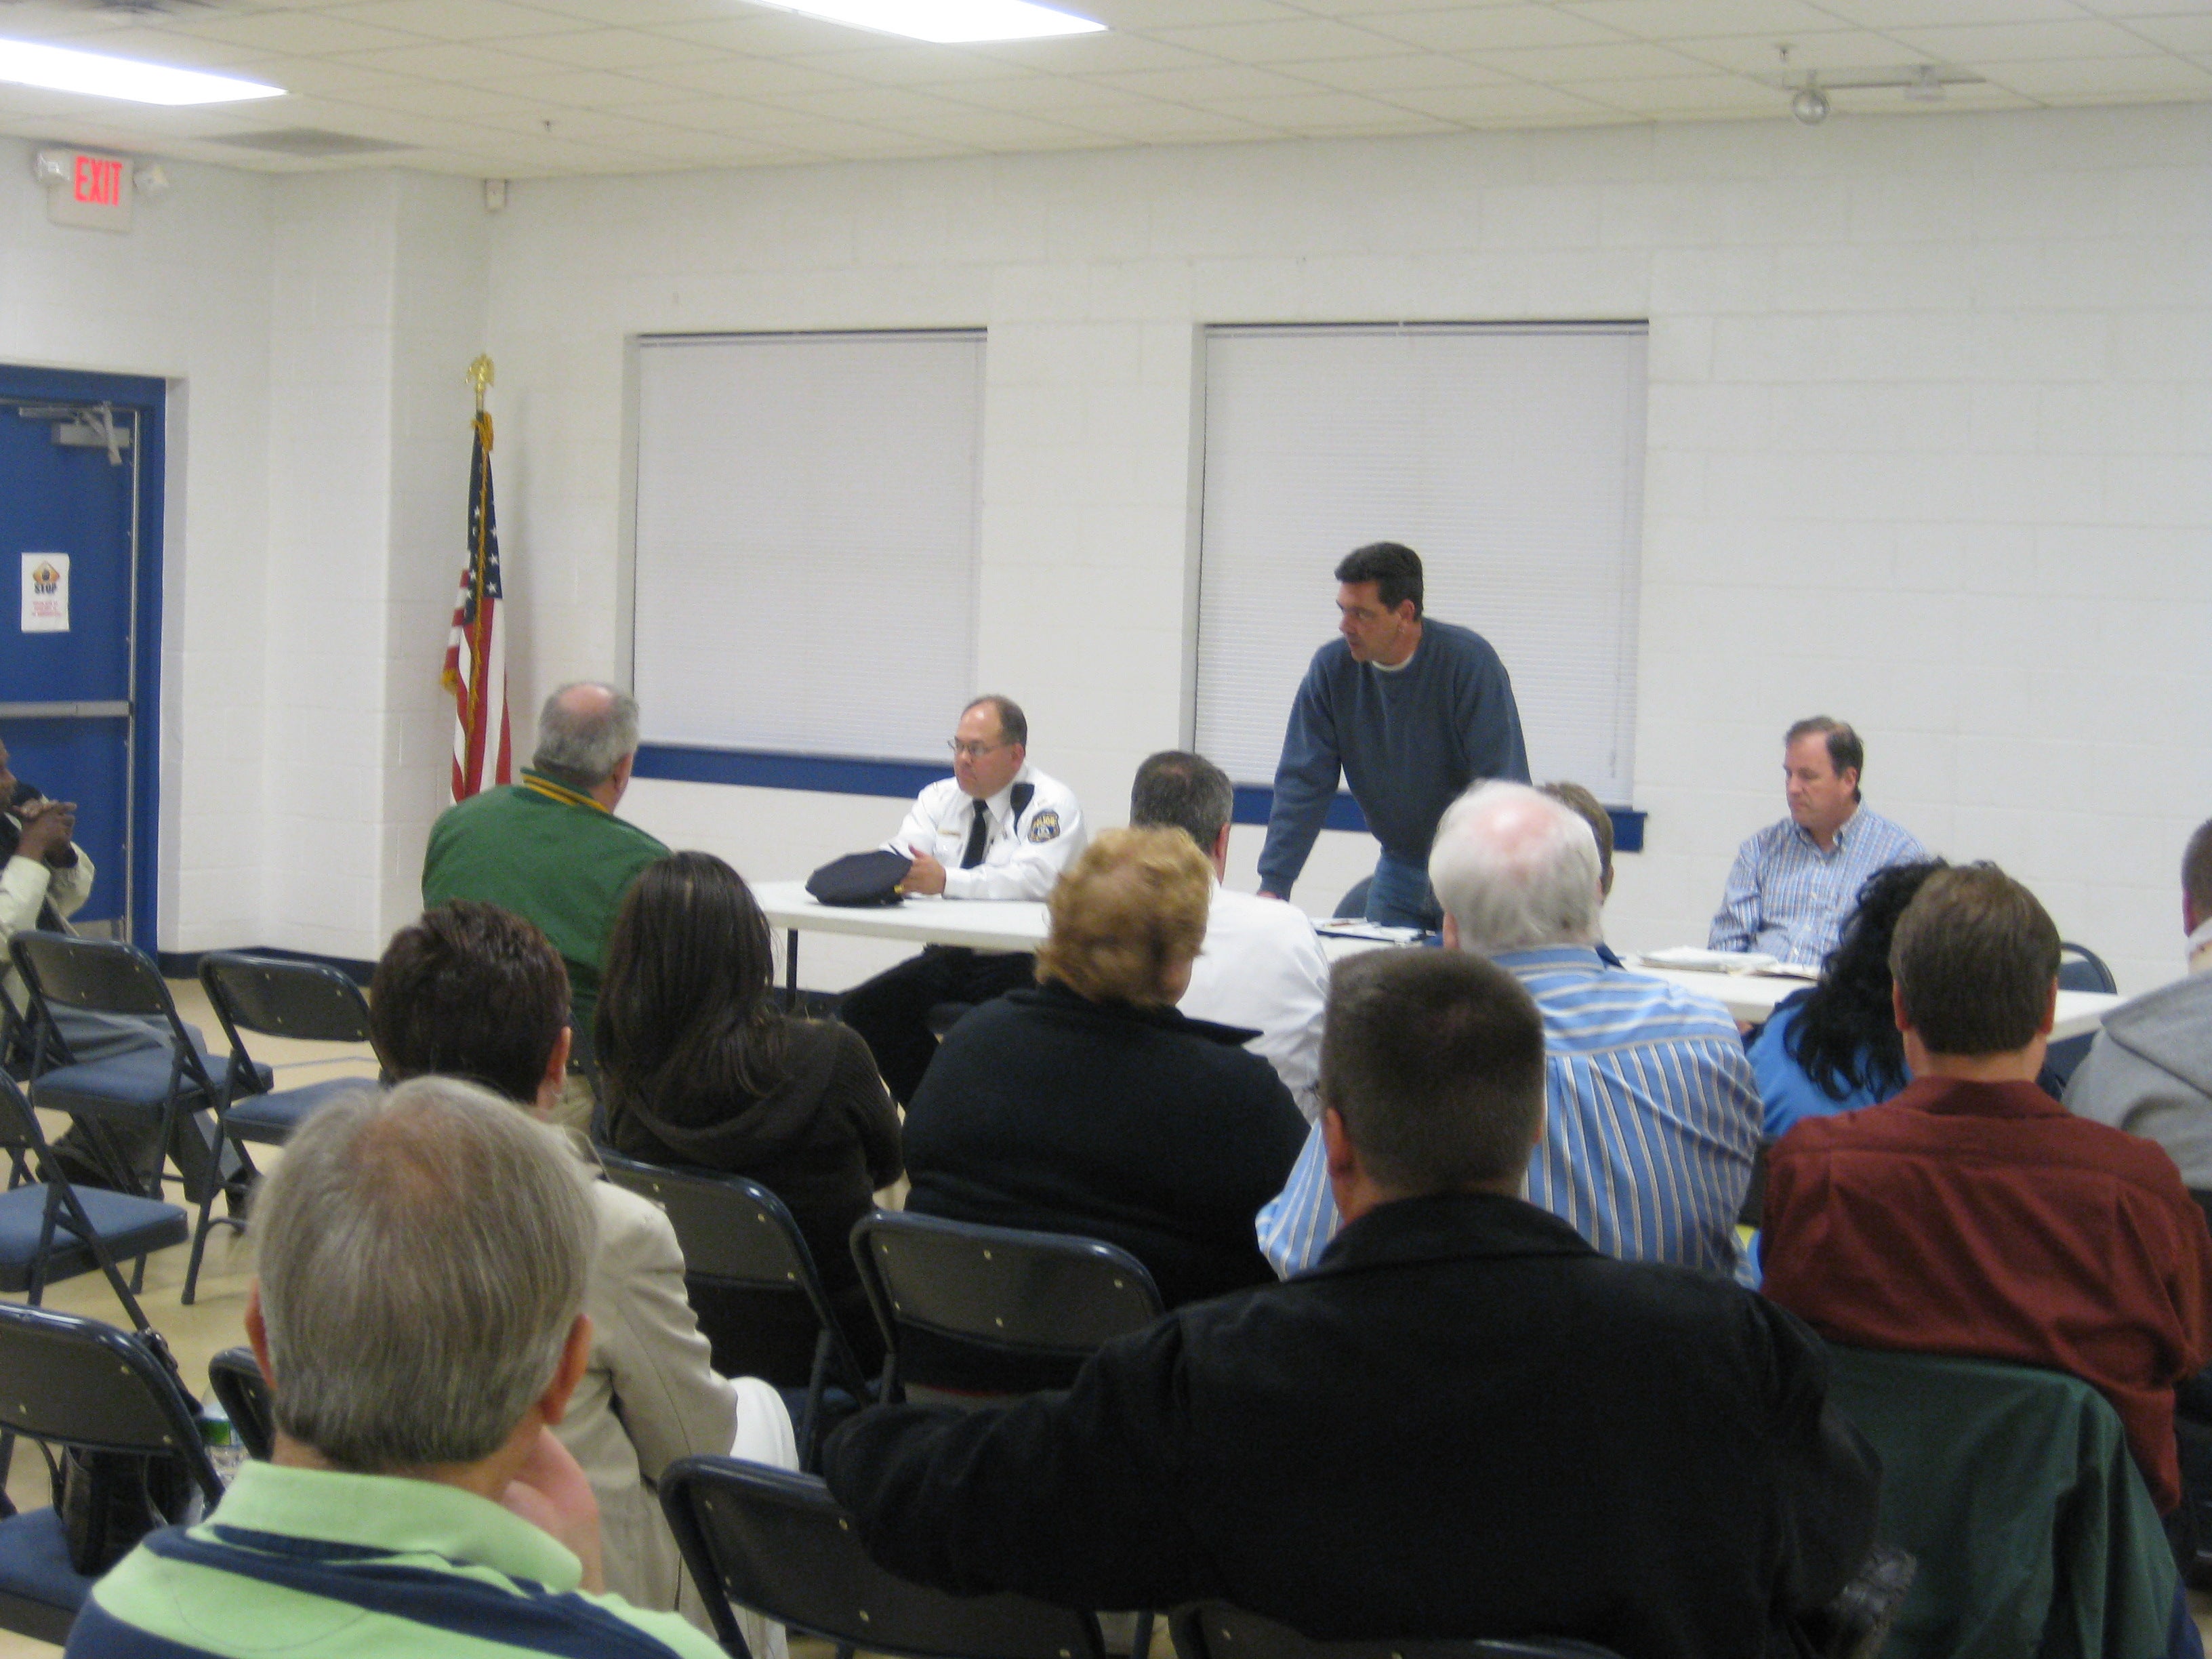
[0,367,165,945]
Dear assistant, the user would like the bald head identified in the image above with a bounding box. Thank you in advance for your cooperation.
[1429,782,1603,956]
[532,682,640,800]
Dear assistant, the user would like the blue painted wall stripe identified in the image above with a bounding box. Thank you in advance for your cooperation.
[633,744,1644,852]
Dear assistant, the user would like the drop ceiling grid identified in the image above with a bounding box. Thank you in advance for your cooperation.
[0,0,2203,176]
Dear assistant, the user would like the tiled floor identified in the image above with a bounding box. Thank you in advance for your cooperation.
[0,981,2206,1656]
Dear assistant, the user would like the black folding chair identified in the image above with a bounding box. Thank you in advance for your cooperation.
[1170,1603,1626,1659]
[663,1456,1105,1659]
[9,934,238,1209]
[850,1211,1164,1405]
[0,1302,223,1643]
[0,1071,184,1312]
[598,1153,866,1470]
[206,1347,274,1463]
[183,954,377,1305]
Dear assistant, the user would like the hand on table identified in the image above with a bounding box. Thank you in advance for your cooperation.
[501,1427,605,1594]
[900,848,947,897]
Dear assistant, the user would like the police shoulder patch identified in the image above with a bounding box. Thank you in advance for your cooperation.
[1026,808,1062,843]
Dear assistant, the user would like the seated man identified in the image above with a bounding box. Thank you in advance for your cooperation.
[1710,717,1928,969]
[422,682,669,1115]
[370,901,756,1619]
[825,949,1879,1656]
[1260,781,1759,1276]
[837,695,1084,1105]
[70,1078,726,1659]
[1130,750,1329,1119]
[2067,815,2212,1186]
[1763,863,2212,1517]
[1538,779,1624,967]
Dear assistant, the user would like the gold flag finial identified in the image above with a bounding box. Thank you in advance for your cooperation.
[465,354,495,413]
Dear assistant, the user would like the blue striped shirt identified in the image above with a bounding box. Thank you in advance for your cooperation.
[1707,806,1928,968]
[1256,947,1760,1277]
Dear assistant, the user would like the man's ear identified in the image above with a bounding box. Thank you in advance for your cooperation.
[245,1283,275,1388]
[1210,822,1232,879]
[537,1027,572,1116]
[1891,980,1910,1035]
[1441,913,1460,952]
[1322,1107,1357,1181]
[536,1315,594,1428]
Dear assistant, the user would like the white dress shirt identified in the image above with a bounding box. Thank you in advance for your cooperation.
[884,764,1086,901]
[1179,884,1330,1122]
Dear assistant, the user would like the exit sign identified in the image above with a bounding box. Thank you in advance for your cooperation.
[40,148,133,231]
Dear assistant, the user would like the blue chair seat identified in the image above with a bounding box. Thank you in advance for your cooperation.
[27,1048,224,1120]
[0,1508,93,1644]
[224,1076,359,1144]
[0,1186,188,1293]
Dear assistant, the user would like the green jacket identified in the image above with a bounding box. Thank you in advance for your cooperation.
[422,771,668,1059]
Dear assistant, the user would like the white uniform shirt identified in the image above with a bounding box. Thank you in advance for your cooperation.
[884,764,1086,901]
[1177,884,1330,1122]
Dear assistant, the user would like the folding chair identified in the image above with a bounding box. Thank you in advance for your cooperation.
[0,1072,184,1313]
[599,1153,867,1470]
[2043,942,2121,1097]
[0,1302,223,1643]
[662,1456,1105,1659]
[9,934,237,1210]
[1170,1604,1628,1659]
[206,1347,274,1462]
[183,954,377,1305]
[850,1211,1164,1405]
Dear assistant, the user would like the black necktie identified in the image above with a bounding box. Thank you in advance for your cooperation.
[960,798,990,869]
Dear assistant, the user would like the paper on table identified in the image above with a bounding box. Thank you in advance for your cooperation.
[1317,919,1429,943]
[1637,947,1779,975]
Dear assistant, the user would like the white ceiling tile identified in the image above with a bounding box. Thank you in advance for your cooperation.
[1271,52,1513,91]
[909,75,1149,112]
[160,11,429,57]
[777,44,1028,84]
[1883,19,2171,60]
[329,79,548,119]
[2115,16,2212,52]
[1563,72,1797,115]
[1092,63,1328,99]
[1811,0,2084,22]
[500,28,724,70]
[1462,40,1730,80]
[1082,0,1303,24]
[877,108,1114,147]
[24,24,277,72]
[1204,87,1462,128]
[316,0,589,41]
[519,0,738,22]
[644,12,894,55]
[634,58,868,98]
[1380,79,1626,122]
[470,68,680,106]
[325,41,588,79]
[1145,16,1422,63]
[756,83,979,121]
[1988,52,2212,94]
[1672,30,1921,75]
[1051,102,1281,140]
[1356,7,1633,52]
[958,33,1227,73]
[622,96,807,132]
[1555,0,1847,39]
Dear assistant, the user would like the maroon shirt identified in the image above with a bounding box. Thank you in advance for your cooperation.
[1763,1075,2212,1511]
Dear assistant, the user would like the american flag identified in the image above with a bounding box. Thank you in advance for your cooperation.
[442,410,512,802]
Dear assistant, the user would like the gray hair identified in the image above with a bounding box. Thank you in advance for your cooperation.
[1130,750,1235,855]
[253,1078,594,1473]
[1429,781,1603,954]
[533,682,640,787]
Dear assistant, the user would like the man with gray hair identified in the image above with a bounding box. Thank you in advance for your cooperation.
[1259,780,1759,1275]
[423,681,668,1099]
[68,1079,726,1659]
[1131,750,1330,1118]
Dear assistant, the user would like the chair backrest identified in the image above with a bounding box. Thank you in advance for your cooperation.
[0,1303,222,1505]
[199,953,373,1048]
[0,1072,171,1326]
[206,1346,274,1462]
[2056,943,2118,995]
[597,1153,861,1376]
[9,933,180,1022]
[661,1456,1105,1659]
[1171,1603,1629,1659]
[851,1212,1164,1396]
[1822,1345,2174,1659]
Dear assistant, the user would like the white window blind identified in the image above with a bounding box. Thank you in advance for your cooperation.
[1194,323,1646,804]
[631,331,983,761]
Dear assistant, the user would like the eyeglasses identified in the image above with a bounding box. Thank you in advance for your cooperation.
[947,739,1010,760]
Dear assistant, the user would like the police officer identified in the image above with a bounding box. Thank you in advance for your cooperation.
[838,695,1085,1104]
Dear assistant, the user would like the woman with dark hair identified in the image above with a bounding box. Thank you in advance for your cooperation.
[1748,859,1946,1139]
[596,851,901,1370]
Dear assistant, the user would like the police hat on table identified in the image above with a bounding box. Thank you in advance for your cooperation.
[806,849,911,907]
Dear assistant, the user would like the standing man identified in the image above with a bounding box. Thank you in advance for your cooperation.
[1257,542,1528,930]
[1709,716,1927,969]
[838,695,1084,1104]
[422,682,667,1111]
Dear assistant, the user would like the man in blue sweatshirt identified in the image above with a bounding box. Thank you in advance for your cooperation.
[1257,542,1529,928]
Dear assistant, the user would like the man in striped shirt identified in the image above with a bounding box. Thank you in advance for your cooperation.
[67,1080,724,1659]
[1258,781,1760,1277]
[1708,716,1928,970]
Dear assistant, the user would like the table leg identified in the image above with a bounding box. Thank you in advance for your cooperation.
[785,928,800,1012]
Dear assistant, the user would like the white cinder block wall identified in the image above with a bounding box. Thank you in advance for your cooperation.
[6,102,2211,996]
[489,102,2212,995]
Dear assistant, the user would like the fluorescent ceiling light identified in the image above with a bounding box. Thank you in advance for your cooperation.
[747,1,1104,45]
[0,38,285,106]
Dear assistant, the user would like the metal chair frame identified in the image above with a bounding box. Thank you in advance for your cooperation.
[206,1345,274,1463]
[1170,1602,1629,1659]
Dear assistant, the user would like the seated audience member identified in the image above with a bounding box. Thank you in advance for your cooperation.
[371,901,752,1617]
[2068,816,2212,1187]
[69,1079,725,1659]
[902,826,1307,1307]
[596,851,901,1367]
[1260,782,1759,1277]
[1128,750,1330,1119]
[1748,860,1944,1140]
[825,949,1880,1656]
[1710,716,1928,969]
[1538,779,1624,966]
[1763,864,2212,1516]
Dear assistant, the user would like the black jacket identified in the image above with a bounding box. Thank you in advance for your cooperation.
[901,981,1307,1308]
[826,1191,1879,1659]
